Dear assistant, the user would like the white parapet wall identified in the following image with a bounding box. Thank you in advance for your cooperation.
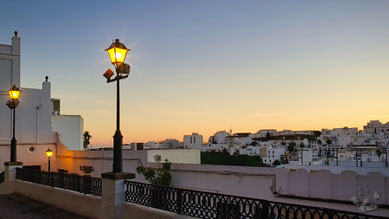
[13,180,101,218]
[121,202,192,219]
[147,149,201,164]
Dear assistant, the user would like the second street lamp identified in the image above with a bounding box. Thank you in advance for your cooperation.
[104,39,131,173]
[46,148,53,172]
[6,85,21,163]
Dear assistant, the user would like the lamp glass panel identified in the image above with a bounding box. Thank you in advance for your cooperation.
[107,47,128,64]
[9,90,20,101]
[46,151,53,157]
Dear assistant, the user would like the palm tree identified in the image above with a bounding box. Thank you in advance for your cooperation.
[83,131,92,149]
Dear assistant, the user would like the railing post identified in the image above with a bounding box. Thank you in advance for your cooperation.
[77,174,81,192]
[59,173,65,188]
[0,162,23,195]
[177,189,182,214]
[69,174,77,191]
[261,200,270,218]
[84,175,92,195]
[101,172,135,219]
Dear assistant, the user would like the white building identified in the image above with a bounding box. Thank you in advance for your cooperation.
[0,33,85,171]
[297,148,314,164]
[245,146,260,156]
[231,133,252,146]
[183,133,203,148]
[210,130,229,144]
[51,101,84,150]
[160,139,180,149]
[144,141,160,149]
[250,129,277,139]
[263,147,285,165]
[0,34,56,146]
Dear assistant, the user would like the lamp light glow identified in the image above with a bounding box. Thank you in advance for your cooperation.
[46,148,53,157]
[105,39,130,65]
[8,85,21,101]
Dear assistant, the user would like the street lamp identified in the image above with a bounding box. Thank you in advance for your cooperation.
[104,39,131,173]
[6,85,21,162]
[46,148,53,172]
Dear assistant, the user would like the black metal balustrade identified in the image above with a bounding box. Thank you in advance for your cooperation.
[125,181,385,219]
[0,171,4,184]
[16,168,101,196]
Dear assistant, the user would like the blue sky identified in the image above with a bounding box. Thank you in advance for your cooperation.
[1,1,389,145]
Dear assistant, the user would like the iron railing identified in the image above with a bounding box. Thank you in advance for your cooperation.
[125,181,384,219]
[0,171,4,184]
[16,168,101,196]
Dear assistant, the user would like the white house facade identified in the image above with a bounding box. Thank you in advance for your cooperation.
[0,33,85,171]
[183,132,203,148]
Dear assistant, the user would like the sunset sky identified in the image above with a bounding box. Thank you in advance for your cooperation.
[1,1,389,146]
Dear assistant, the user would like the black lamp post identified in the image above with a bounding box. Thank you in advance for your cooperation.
[103,39,131,173]
[46,148,53,172]
[6,85,21,163]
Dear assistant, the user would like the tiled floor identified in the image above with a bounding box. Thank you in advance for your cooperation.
[0,193,88,219]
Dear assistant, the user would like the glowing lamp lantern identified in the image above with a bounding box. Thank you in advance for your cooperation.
[46,148,53,157]
[8,85,21,101]
[46,148,53,172]
[105,39,130,65]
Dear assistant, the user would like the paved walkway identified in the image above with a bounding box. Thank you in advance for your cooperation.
[0,194,88,219]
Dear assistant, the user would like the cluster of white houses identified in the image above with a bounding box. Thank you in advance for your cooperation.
[123,122,389,166]
[136,122,385,166]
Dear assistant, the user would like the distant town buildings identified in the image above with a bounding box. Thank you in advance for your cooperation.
[183,133,203,148]
[121,119,388,168]
[160,139,180,149]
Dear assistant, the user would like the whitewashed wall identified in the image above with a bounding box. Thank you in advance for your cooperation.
[13,180,101,218]
[52,115,84,150]
[0,144,56,172]
[0,34,56,145]
[147,149,201,164]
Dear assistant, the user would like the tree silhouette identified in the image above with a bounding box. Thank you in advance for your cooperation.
[376,149,382,157]
[272,160,281,166]
[83,131,92,149]
[288,142,296,153]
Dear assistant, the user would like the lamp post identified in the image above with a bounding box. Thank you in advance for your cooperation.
[46,148,53,172]
[104,39,131,173]
[6,85,21,163]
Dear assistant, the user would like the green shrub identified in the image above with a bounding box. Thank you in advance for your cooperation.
[136,155,172,186]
